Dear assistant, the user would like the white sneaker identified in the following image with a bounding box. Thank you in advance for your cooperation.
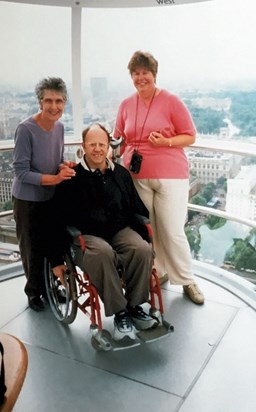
[129,306,159,330]
[113,311,136,340]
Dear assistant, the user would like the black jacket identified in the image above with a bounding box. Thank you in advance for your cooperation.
[46,161,150,267]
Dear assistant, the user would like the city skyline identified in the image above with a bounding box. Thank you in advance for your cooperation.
[1,0,256,92]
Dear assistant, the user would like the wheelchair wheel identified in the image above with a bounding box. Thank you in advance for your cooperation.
[44,254,77,324]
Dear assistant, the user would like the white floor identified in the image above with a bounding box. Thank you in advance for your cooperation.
[1,274,256,412]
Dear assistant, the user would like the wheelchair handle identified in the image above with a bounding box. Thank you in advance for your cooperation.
[110,136,124,149]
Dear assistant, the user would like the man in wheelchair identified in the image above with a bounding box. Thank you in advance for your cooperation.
[46,123,158,341]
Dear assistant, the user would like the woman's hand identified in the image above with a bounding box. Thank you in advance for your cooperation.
[57,166,76,183]
[60,160,77,169]
[40,166,76,186]
[149,131,195,148]
[148,131,171,147]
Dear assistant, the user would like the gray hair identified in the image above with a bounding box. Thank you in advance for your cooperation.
[35,77,68,103]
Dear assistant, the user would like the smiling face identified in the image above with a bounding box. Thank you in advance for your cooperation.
[40,90,66,123]
[131,66,156,96]
[82,125,109,171]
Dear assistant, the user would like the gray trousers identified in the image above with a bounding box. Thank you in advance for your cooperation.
[73,227,153,316]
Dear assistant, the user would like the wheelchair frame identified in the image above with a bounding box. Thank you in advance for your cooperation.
[44,226,174,351]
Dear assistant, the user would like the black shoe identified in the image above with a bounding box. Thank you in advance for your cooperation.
[28,296,45,312]
[42,292,49,303]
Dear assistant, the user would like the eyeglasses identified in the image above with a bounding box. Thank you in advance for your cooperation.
[86,143,108,149]
[41,98,65,106]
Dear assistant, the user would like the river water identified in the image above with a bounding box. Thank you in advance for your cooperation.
[198,220,250,266]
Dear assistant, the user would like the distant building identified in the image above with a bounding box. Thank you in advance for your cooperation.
[187,150,241,185]
[226,165,256,220]
[90,77,108,101]
[191,97,231,111]
[0,215,17,244]
[0,172,13,204]
[189,175,202,199]
[0,101,11,139]
[0,246,20,262]
[219,127,229,139]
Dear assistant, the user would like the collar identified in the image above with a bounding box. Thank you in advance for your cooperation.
[80,156,115,172]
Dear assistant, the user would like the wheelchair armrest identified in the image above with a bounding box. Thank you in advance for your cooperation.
[134,214,150,225]
[66,225,82,238]
[66,226,86,251]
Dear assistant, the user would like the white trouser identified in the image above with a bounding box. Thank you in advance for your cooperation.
[133,178,194,285]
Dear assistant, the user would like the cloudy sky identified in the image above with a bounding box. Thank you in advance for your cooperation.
[1,0,256,91]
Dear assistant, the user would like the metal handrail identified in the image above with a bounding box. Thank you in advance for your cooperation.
[1,136,256,156]
[188,203,256,229]
[191,137,256,157]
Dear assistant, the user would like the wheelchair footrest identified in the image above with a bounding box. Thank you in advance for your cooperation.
[136,320,174,343]
[91,329,141,351]
[90,320,174,351]
[109,335,141,351]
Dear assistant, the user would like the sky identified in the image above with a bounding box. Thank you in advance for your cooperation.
[1,0,256,92]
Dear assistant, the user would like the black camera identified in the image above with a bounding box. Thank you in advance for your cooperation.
[129,151,143,174]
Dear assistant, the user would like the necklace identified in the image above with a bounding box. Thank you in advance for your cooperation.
[134,88,156,151]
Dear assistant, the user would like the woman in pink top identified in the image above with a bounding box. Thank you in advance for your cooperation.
[114,51,204,304]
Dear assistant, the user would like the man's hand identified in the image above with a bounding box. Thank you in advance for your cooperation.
[52,264,67,286]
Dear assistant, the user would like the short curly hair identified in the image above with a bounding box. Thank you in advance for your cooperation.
[127,51,158,77]
[35,77,68,103]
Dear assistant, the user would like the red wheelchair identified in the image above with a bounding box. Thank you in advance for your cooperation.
[44,223,174,351]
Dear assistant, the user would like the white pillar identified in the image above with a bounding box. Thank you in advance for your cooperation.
[71,6,83,143]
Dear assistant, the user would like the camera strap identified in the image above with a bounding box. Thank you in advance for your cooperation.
[134,87,156,152]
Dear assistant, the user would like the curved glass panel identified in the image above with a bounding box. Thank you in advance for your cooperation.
[186,212,256,285]
[0,2,72,142]
[1,0,256,296]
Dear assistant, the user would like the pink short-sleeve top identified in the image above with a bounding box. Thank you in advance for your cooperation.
[114,89,196,179]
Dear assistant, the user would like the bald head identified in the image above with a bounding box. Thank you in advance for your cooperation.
[82,124,110,171]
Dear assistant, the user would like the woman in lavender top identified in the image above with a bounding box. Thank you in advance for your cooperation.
[12,77,76,311]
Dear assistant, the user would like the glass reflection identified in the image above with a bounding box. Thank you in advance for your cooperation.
[186,213,256,284]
